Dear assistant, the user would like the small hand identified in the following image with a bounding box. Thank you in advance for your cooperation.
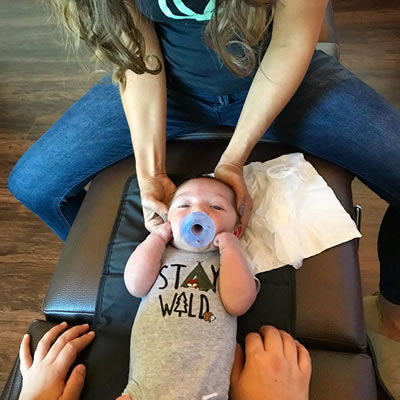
[138,174,176,233]
[230,325,312,400]
[214,162,253,230]
[19,322,96,400]
[152,221,173,244]
[213,231,240,252]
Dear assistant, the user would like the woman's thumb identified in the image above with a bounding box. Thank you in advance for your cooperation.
[62,364,86,400]
[143,198,169,222]
[230,343,244,385]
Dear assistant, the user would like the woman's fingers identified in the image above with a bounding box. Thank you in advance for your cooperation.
[214,162,253,229]
[139,174,177,232]
[33,322,69,364]
[19,334,33,376]
[230,343,244,385]
[295,340,312,376]
[258,325,284,355]
[54,330,96,373]
[279,330,298,364]
[243,331,266,358]
[45,324,91,364]
[238,192,253,230]
[62,364,86,400]
[142,198,169,232]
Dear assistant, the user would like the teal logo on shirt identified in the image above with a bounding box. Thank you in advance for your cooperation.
[159,0,215,21]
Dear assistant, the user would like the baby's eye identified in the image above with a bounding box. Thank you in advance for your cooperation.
[211,205,224,210]
[178,204,190,208]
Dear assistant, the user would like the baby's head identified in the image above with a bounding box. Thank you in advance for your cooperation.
[167,176,243,252]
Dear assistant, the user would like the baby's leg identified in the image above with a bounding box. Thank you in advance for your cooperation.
[116,396,134,400]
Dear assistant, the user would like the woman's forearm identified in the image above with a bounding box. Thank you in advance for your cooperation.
[119,18,167,181]
[220,44,315,167]
[220,0,328,167]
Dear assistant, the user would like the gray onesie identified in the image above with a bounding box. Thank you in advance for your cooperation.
[122,244,260,400]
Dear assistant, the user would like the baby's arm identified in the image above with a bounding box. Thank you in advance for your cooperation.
[124,222,172,298]
[215,232,258,316]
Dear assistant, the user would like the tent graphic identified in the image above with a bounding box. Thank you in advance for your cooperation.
[181,261,213,292]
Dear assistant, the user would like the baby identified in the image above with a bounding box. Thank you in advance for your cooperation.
[119,176,260,400]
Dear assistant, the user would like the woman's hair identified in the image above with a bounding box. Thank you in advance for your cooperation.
[49,0,276,88]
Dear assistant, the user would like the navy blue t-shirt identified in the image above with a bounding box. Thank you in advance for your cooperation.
[136,0,270,95]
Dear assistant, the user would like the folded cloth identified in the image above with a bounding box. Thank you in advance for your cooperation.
[208,153,362,273]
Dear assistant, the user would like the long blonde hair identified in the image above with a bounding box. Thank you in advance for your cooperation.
[49,0,275,88]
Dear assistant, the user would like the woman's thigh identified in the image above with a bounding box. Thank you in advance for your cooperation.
[8,75,216,204]
[223,50,400,206]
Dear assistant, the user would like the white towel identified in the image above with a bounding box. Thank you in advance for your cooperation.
[209,153,362,273]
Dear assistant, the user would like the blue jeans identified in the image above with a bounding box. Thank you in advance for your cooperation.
[8,50,400,304]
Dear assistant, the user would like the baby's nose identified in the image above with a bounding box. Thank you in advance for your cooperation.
[192,206,209,215]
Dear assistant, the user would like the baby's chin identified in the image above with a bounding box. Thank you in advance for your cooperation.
[171,237,218,253]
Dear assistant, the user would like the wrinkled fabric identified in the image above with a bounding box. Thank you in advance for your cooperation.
[207,152,361,273]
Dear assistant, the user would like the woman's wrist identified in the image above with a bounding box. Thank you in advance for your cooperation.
[216,154,244,171]
[136,162,166,179]
[217,130,255,168]
[137,170,167,189]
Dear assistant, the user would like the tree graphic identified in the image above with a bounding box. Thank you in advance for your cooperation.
[181,261,213,292]
[174,292,188,317]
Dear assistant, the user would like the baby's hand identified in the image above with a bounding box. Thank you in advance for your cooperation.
[213,232,240,252]
[152,221,173,244]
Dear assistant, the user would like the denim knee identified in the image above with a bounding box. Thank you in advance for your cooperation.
[7,157,52,210]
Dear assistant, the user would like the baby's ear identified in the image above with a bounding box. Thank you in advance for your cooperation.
[233,224,243,239]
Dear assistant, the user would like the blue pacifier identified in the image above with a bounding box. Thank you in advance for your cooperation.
[180,212,216,248]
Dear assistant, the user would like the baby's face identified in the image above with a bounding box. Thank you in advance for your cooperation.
[168,178,240,252]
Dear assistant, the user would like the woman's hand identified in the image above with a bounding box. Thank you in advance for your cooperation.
[19,322,96,400]
[138,174,176,232]
[214,162,253,230]
[230,326,312,400]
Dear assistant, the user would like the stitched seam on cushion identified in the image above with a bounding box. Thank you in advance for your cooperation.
[42,309,94,315]
[4,357,20,400]
[92,174,133,327]
[295,335,367,352]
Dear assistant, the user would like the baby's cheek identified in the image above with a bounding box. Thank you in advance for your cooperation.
[170,219,182,241]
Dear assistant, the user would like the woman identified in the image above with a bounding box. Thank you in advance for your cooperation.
[8,0,400,397]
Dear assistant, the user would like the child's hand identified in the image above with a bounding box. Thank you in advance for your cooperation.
[19,322,95,400]
[152,221,173,244]
[213,232,240,252]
